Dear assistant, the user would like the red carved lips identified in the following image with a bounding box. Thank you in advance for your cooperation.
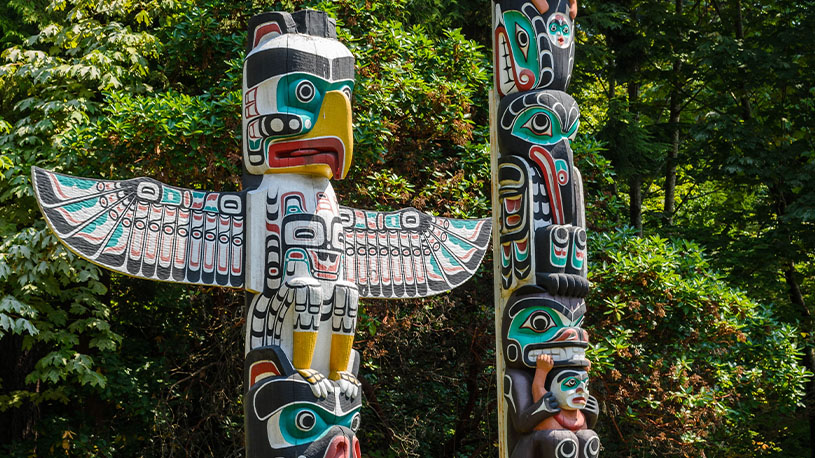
[267,137,345,178]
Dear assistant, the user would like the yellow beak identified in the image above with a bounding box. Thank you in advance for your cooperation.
[299,90,354,179]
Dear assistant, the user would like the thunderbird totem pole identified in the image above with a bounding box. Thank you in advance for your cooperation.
[31,10,491,458]
[491,0,601,457]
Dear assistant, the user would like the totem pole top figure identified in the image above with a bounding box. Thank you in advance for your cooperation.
[243,10,355,180]
[494,0,577,97]
[31,9,492,458]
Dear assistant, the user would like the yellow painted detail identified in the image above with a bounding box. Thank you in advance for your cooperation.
[292,331,318,370]
[328,333,355,379]
[264,164,333,178]
[263,90,353,179]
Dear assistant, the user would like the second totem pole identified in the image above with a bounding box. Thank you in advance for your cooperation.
[491,0,601,457]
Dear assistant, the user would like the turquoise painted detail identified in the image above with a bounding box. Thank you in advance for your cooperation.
[548,21,571,40]
[427,254,444,278]
[274,72,354,140]
[502,248,511,267]
[64,198,99,213]
[80,213,108,234]
[383,214,401,229]
[56,174,95,190]
[365,211,377,225]
[191,191,206,201]
[438,244,462,269]
[204,194,218,213]
[511,107,579,145]
[560,375,582,391]
[448,219,478,231]
[550,238,567,268]
[283,248,310,273]
[514,242,529,261]
[571,241,584,270]
[162,187,182,205]
[554,159,569,184]
[276,403,360,445]
[445,232,475,252]
[508,307,567,349]
[249,136,263,151]
[502,11,539,83]
[105,223,124,248]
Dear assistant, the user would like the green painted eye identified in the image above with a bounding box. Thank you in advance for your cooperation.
[522,112,553,137]
[562,25,570,35]
[295,410,317,432]
[515,23,530,58]
[520,310,555,333]
[563,377,578,389]
[276,405,330,444]
[295,80,316,103]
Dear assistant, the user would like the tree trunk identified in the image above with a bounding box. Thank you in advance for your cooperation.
[628,80,643,235]
[629,175,643,235]
[664,0,683,226]
[784,262,815,457]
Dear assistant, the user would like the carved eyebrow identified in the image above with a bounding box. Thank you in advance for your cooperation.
[246,51,354,88]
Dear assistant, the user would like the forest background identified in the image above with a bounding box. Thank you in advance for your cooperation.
[1,0,814,456]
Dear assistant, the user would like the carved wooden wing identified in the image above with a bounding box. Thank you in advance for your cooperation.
[339,206,491,299]
[31,167,246,288]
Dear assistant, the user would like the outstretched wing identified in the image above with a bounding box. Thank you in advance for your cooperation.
[31,167,246,288]
[339,206,491,299]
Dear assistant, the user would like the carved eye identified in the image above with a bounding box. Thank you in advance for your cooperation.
[562,25,570,35]
[520,310,555,333]
[294,228,315,239]
[522,112,552,137]
[295,410,316,432]
[295,80,316,103]
[564,378,578,388]
[350,412,361,432]
[342,86,353,101]
[550,23,558,33]
[514,23,529,58]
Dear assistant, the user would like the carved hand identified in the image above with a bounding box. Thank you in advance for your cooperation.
[536,353,554,372]
[582,395,600,429]
[531,0,578,19]
[541,391,561,414]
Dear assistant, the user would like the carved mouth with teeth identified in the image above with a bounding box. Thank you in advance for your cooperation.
[526,346,588,366]
[308,248,342,280]
[267,137,345,178]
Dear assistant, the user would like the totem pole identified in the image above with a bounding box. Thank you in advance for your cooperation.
[491,1,601,457]
[31,10,492,457]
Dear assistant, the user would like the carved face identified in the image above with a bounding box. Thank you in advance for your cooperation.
[498,90,579,226]
[493,0,576,96]
[546,12,572,49]
[243,24,355,179]
[550,369,589,410]
[502,290,589,368]
[498,157,533,289]
[277,193,344,282]
[248,377,362,458]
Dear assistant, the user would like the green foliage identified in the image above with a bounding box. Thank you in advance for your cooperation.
[1,0,812,456]
[589,230,809,456]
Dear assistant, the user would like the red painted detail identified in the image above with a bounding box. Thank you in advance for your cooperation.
[353,436,362,458]
[267,138,345,178]
[529,146,565,224]
[249,361,280,387]
[494,26,510,97]
[325,435,352,458]
[253,23,282,48]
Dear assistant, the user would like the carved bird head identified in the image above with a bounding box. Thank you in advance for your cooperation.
[243,10,355,180]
